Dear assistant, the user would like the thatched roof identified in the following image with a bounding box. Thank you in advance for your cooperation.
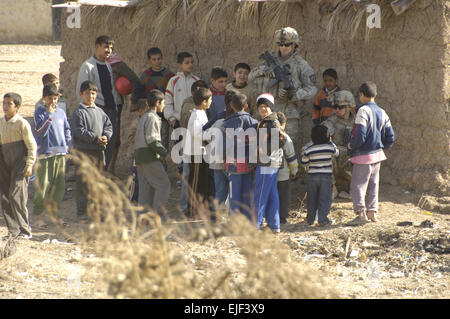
[78,0,418,42]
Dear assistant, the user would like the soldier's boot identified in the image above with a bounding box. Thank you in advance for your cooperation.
[348,210,369,226]
[366,210,378,222]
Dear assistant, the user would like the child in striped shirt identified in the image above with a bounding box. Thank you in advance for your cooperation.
[301,125,339,226]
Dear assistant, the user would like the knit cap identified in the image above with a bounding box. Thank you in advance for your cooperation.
[256,93,275,109]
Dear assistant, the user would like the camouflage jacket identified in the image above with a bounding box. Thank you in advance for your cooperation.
[249,52,317,119]
[322,112,355,147]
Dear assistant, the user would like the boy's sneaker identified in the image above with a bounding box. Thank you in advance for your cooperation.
[271,228,280,234]
[77,215,89,224]
[17,233,32,240]
[347,211,369,226]
[366,211,378,222]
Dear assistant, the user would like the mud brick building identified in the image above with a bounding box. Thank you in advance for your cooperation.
[58,0,449,196]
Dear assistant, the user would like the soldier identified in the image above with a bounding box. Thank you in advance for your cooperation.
[249,27,317,156]
[322,90,356,198]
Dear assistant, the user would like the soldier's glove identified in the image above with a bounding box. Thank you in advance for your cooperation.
[264,71,275,78]
[279,88,293,100]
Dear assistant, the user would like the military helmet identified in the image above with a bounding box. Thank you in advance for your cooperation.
[332,90,355,107]
[275,27,300,46]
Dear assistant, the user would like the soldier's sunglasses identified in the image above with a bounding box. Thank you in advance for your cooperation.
[278,42,293,47]
[336,105,347,109]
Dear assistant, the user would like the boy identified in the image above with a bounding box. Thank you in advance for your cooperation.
[76,35,121,172]
[70,81,113,222]
[276,112,298,225]
[164,52,199,136]
[348,82,394,224]
[139,47,175,96]
[223,92,258,221]
[33,84,71,227]
[35,73,67,113]
[254,94,286,233]
[204,90,238,209]
[134,90,171,219]
[137,47,175,149]
[180,80,209,129]
[312,68,340,125]
[226,63,256,117]
[185,87,212,217]
[301,125,339,226]
[0,93,37,239]
[178,80,208,214]
[207,67,228,121]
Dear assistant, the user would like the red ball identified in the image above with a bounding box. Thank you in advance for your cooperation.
[115,76,132,95]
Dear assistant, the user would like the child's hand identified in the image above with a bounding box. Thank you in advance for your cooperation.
[347,143,352,150]
[98,136,108,146]
[23,165,33,177]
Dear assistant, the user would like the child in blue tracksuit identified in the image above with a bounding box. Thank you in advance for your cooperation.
[253,94,285,233]
[222,92,258,221]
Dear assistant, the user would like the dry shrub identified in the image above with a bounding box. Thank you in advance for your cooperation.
[71,151,333,299]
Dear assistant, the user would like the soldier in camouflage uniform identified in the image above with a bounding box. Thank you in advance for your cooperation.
[249,27,317,156]
[322,90,356,196]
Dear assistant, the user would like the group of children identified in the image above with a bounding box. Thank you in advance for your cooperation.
[0,37,394,239]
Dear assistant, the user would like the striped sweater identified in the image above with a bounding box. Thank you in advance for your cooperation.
[300,141,339,174]
[0,114,37,167]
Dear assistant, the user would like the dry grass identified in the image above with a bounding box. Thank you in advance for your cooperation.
[66,151,332,299]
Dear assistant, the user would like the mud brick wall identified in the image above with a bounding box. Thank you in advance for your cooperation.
[60,0,449,195]
[0,0,52,43]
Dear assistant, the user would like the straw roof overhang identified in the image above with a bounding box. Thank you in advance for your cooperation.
[56,0,421,42]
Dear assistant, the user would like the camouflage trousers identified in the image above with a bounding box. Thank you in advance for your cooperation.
[332,148,352,193]
[285,118,301,156]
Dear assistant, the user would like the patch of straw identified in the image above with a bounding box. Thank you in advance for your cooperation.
[67,151,333,298]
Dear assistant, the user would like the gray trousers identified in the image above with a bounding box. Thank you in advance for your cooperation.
[137,160,171,216]
[0,141,32,237]
[350,162,381,213]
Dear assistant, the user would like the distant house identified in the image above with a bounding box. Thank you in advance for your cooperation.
[0,0,67,43]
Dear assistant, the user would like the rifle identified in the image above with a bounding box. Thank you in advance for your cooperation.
[258,51,295,91]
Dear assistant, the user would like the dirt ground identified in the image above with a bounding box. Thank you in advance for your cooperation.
[0,44,448,299]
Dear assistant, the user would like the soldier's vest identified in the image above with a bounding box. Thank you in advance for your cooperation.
[253,53,308,120]
[327,113,354,146]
